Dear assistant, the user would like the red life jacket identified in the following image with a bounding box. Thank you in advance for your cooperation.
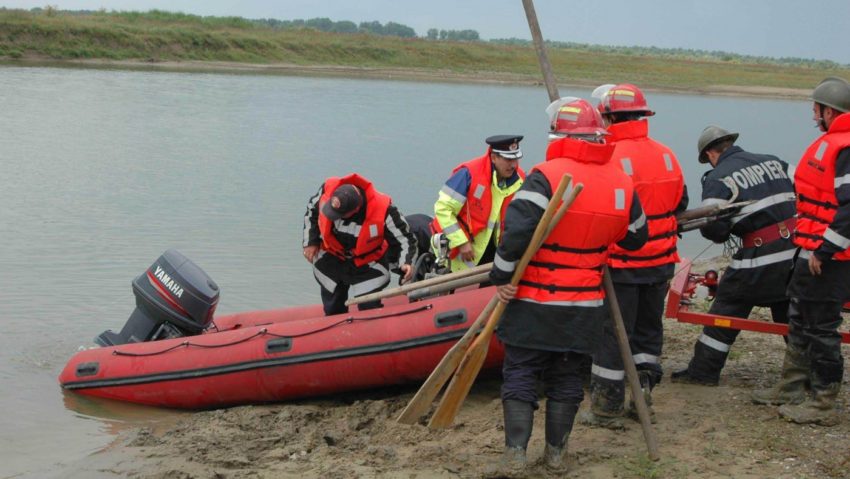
[605,120,684,268]
[431,152,526,258]
[516,138,634,305]
[318,174,391,266]
[794,112,850,261]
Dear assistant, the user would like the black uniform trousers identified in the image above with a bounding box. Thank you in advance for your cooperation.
[786,255,850,389]
[312,251,390,316]
[686,296,789,382]
[590,280,667,413]
[501,344,586,406]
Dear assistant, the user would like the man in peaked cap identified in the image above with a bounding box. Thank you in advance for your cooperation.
[672,126,796,387]
[428,134,526,273]
[302,173,417,316]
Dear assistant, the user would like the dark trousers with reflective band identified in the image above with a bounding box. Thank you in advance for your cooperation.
[686,296,789,382]
[590,280,666,412]
[787,298,845,388]
[501,344,586,406]
[312,252,389,316]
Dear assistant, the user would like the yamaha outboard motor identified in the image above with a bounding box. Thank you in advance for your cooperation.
[95,249,220,346]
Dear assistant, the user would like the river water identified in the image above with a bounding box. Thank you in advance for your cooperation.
[0,65,816,477]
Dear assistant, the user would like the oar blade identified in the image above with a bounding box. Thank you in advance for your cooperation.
[396,296,499,424]
[427,332,491,429]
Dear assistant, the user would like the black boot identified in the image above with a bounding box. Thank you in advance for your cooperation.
[544,401,579,471]
[578,378,625,430]
[671,336,727,386]
[499,400,533,475]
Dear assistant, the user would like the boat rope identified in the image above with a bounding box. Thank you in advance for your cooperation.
[672,240,716,279]
[112,304,433,357]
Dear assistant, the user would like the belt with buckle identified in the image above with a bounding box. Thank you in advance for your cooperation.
[741,218,795,248]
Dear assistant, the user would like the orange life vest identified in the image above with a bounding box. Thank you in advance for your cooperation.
[605,120,684,268]
[318,174,391,266]
[794,112,850,261]
[516,138,634,305]
[431,152,525,258]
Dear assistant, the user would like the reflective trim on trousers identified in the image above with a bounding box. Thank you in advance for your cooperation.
[592,363,625,381]
[698,333,731,353]
[313,258,337,293]
[633,353,659,366]
[730,248,796,269]
[350,263,390,297]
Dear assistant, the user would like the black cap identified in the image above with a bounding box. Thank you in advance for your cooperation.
[321,184,363,220]
[486,135,524,160]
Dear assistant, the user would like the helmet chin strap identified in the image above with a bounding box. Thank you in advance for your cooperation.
[815,104,828,131]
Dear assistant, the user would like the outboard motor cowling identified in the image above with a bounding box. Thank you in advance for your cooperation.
[95,249,220,346]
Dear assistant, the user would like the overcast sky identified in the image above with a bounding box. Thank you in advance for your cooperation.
[4,0,849,64]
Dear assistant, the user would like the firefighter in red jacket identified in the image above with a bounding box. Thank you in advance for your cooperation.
[752,77,850,426]
[489,98,647,472]
[580,83,689,428]
[302,174,416,316]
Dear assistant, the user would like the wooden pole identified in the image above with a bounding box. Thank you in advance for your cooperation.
[346,262,493,306]
[406,272,491,301]
[522,0,559,102]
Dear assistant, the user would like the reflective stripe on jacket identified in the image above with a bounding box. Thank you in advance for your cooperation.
[318,174,391,266]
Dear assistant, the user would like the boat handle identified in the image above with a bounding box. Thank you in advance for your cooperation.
[266,337,293,354]
[434,309,467,328]
[76,362,100,377]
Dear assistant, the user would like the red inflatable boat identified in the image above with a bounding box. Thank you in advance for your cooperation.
[59,250,502,409]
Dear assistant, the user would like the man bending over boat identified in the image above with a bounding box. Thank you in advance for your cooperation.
[302,173,417,316]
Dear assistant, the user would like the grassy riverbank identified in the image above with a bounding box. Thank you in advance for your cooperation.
[2,8,849,96]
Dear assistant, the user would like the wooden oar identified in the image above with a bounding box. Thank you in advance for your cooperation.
[521,0,660,460]
[428,174,580,429]
[399,175,578,425]
[345,262,493,306]
[396,295,500,424]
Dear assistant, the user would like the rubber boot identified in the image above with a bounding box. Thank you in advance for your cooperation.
[778,383,842,426]
[751,345,809,406]
[577,380,625,430]
[543,401,579,472]
[671,338,726,386]
[498,400,533,476]
[627,370,657,424]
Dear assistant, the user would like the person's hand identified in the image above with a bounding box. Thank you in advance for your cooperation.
[303,245,319,264]
[400,264,413,284]
[808,254,823,276]
[459,242,474,262]
[496,284,517,304]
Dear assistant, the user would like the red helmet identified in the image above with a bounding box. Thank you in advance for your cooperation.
[550,98,608,137]
[597,83,655,116]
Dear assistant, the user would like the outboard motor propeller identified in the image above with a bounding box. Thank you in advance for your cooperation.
[95,249,220,347]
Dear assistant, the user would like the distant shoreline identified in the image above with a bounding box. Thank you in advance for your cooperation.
[3,57,813,101]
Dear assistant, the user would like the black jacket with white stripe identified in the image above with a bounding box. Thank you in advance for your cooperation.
[699,146,796,304]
